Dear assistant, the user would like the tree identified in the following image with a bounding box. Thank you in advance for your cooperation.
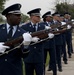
[0,0,9,23]
[55,1,74,18]
[0,0,8,12]
[56,3,69,13]
[21,13,29,23]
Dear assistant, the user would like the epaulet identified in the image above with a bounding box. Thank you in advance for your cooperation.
[39,22,46,26]
[25,22,31,25]
[21,22,30,27]
[40,21,46,24]
[39,21,44,24]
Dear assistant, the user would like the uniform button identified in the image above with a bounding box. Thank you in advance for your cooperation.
[5,59,7,61]
[34,47,36,49]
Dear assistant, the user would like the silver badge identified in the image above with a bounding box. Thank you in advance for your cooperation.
[30,25,32,27]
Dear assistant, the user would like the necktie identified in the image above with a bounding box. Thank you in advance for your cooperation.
[7,26,13,40]
[33,24,36,32]
[48,22,51,26]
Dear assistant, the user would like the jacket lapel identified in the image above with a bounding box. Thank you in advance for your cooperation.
[37,24,41,31]
[28,22,35,33]
[12,26,21,39]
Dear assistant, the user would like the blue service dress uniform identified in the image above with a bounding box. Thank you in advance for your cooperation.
[52,21,63,70]
[40,22,57,75]
[21,22,45,75]
[61,23,68,63]
[0,24,27,75]
[64,19,73,57]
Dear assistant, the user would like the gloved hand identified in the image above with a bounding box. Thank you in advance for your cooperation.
[56,28,59,31]
[31,37,39,43]
[71,19,74,21]
[48,33,54,39]
[0,42,10,53]
[61,22,66,26]
[45,26,51,29]
[67,25,71,29]
[71,19,74,24]
[22,33,32,45]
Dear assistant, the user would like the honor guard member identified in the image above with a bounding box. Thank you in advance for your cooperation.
[21,8,45,75]
[21,8,55,75]
[0,3,34,75]
[60,14,68,64]
[42,11,57,75]
[52,12,63,72]
[64,12,73,58]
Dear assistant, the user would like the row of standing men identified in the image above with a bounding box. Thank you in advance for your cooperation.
[0,3,73,75]
[21,8,73,75]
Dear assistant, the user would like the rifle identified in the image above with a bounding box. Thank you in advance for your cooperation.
[59,21,74,29]
[47,22,61,29]
[0,28,67,56]
[4,28,67,47]
[49,21,74,30]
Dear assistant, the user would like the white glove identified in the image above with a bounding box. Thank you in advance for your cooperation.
[45,26,51,29]
[31,37,39,43]
[48,33,54,39]
[67,25,71,29]
[61,22,66,26]
[71,19,74,22]
[22,33,32,45]
[71,19,74,24]
[56,28,59,31]
[0,42,10,53]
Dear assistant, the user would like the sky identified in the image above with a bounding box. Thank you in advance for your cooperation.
[5,0,74,16]
[5,0,56,16]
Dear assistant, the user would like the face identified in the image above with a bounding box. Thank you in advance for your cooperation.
[31,15,41,23]
[7,13,21,26]
[64,14,71,19]
[53,15,60,21]
[60,17,64,21]
[68,15,71,20]
[46,16,53,22]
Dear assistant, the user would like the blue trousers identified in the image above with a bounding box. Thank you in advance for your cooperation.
[25,63,44,75]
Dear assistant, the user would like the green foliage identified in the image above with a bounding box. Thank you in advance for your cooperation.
[0,16,4,22]
[0,0,8,12]
[55,3,69,13]
[0,0,9,23]
[55,2,74,18]
[21,13,29,23]
[45,52,50,66]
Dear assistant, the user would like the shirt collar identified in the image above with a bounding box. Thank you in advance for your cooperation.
[6,23,17,30]
[53,19,57,23]
[6,23,10,30]
[46,21,51,24]
[6,23,18,36]
[31,21,38,26]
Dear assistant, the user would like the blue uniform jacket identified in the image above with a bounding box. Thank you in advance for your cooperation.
[21,22,45,63]
[52,21,63,45]
[0,24,26,75]
[40,22,55,49]
[63,20,72,41]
